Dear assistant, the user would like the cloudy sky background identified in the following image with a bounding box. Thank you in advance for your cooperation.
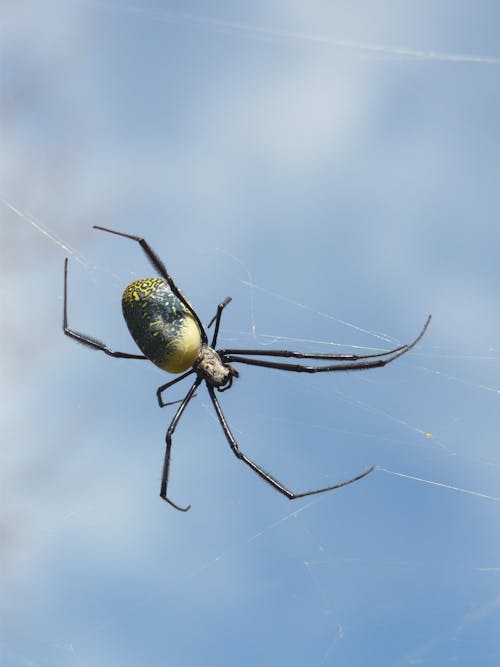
[2,1,500,665]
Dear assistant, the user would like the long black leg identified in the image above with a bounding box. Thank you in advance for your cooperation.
[207,296,232,347]
[156,369,196,407]
[221,315,431,374]
[93,226,208,344]
[63,259,147,359]
[217,344,408,361]
[207,385,374,500]
[161,377,202,511]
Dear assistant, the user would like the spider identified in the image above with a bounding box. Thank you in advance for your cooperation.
[63,226,431,511]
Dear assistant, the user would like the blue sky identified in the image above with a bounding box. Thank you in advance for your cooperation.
[2,2,500,666]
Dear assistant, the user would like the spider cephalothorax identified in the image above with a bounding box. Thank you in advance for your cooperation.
[194,346,239,389]
[64,225,431,512]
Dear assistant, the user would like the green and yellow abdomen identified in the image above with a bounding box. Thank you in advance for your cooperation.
[122,278,202,373]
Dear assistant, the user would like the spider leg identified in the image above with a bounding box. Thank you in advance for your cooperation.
[161,377,202,512]
[218,343,408,361]
[93,225,208,344]
[207,385,374,500]
[207,296,232,347]
[221,315,431,374]
[156,369,196,407]
[63,259,147,359]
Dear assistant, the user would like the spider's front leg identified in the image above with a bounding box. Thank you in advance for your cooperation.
[207,296,232,347]
[93,225,209,345]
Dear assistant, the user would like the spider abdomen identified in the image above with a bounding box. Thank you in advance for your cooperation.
[122,278,202,373]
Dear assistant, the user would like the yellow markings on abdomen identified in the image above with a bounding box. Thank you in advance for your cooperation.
[160,314,201,373]
[122,278,202,374]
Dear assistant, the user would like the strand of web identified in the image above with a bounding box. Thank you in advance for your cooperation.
[218,253,500,394]
[216,248,408,355]
[2,195,129,285]
[56,0,500,65]
[1,195,91,269]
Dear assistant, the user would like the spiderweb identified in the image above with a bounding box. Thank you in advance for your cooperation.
[2,2,499,666]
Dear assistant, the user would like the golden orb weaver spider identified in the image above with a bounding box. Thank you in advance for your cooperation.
[63,226,431,511]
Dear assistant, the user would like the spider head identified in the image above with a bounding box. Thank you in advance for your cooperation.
[194,346,238,390]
